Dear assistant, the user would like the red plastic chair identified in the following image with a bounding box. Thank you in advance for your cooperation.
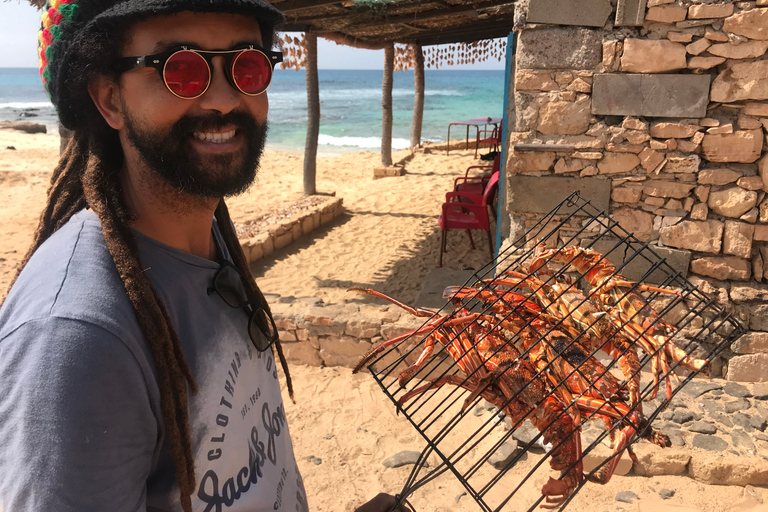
[438,171,499,267]
[475,122,502,158]
[453,153,500,197]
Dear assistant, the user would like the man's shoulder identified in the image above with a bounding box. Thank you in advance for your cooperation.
[0,209,139,341]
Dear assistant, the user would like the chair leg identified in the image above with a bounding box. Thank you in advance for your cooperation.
[439,230,447,267]
[486,230,494,258]
[466,230,475,250]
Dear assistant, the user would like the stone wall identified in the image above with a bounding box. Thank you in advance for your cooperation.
[506,0,768,381]
[240,197,343,264]
[269,299,425,369]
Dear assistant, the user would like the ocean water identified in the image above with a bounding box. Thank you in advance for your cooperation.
[0,67,505,153]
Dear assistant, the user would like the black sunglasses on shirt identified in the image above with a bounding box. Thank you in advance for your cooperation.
[207,259,278,352]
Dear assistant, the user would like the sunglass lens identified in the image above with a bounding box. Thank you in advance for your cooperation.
[232,50,271,95]
[164,51,210,98]
[214,265,249,308]
[249,309,277,351]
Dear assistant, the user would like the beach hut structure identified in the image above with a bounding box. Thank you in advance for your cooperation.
[269,0,517,190]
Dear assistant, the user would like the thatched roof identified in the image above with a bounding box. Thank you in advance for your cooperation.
[271,0,517,47]
[17,0,517,47]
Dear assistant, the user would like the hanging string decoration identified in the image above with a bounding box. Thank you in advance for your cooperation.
[279,33,308,71]
[394,43,416,72]
[423,38,507,69]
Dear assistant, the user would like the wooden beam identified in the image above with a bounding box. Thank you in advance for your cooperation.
[286,0,514,27]
[319,32,388,50]
[410,18,515,45]
[272,0,342,13]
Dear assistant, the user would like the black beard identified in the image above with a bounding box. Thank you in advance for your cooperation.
[123,109,268,198]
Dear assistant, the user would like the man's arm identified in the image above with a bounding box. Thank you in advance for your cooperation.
[0,316,158,512]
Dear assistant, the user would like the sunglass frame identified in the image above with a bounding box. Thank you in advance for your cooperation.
[114,44,283,99]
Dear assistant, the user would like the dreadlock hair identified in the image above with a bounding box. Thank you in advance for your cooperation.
[3,18,291,512]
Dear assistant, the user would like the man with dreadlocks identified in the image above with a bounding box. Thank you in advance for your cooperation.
[0,1,404,512]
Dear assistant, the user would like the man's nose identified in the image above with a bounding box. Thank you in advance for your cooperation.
[196,55,239,113]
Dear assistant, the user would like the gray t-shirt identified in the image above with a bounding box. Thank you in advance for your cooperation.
[0,209,308,512]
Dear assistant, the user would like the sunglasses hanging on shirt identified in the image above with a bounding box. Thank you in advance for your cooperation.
[207,259,279,352]
[115,44,283,99]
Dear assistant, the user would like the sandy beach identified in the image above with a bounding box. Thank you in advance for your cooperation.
[0,127,766,512]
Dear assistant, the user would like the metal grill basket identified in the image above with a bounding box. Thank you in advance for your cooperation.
[354,192,746,512]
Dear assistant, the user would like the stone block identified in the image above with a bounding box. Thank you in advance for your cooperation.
[639,147,665,172]
[275,316,298,331]
[621,39,687,73]
[751,304,768,331]
[515,70,558,92]
[708,41,768,60]
[686,38,712,56]
[723,8,768,41]
[708,187,758,218]
[756,225,768,242]
[689,454,768,484]
[510,150,557,174]
[581,443,632,477]
[745,103,768,117]
[691,257,751,281]
[585,239,690,283]
[664,155,701,174]
[273,231,293,250]
[645,5,687,23]
[688,56,726,70]
[345,318,383,339]
[660,220,723,253]
[592,73,710,118]
[319,336,373,367]
[597,153,640,174]
[507,175,611,214]
[711,61,768,103]
[633,444,691,476]
[689,3,734,19]
[611,187,643,203]
[668,32,693,43]
[698,168,742,186]
[728,354,768,383]
[650,122,700,139]
[723,221,755,259]
[615,0,648,26]
[691,202,708,220]
[760,155,768,192]
[702,130,763,164]
[537,96,591,135]
[643,180,696,199]
[611,208,655,241]
[281,341,323,366]
[517,27,602,70]
[731,332,768,355]
[527,0,612,27]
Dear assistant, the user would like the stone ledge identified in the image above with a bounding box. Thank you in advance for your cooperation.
[240,196,343,264]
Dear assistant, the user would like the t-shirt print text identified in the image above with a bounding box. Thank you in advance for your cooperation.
[197,400,289,510]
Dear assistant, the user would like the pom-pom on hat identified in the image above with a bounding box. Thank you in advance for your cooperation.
[38,0,284,129]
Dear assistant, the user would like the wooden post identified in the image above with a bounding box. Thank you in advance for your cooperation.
[381,43,394,167]
[303,33,320,196]
[410,43,424,149]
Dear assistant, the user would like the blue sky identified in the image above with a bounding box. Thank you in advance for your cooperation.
[0,1,506,70]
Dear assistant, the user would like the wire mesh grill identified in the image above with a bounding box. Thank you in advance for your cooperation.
[352,192,746,512]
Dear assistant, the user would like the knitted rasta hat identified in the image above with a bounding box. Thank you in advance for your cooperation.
[38,0,284,129]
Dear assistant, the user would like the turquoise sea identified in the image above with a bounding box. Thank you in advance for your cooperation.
[0,67,505,153]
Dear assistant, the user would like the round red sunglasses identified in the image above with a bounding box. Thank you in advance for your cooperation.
[114,44,283,99]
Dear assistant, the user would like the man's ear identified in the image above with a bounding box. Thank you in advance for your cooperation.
[88,75,125,130]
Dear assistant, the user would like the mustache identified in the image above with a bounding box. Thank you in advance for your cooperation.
[173,110,260,135]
